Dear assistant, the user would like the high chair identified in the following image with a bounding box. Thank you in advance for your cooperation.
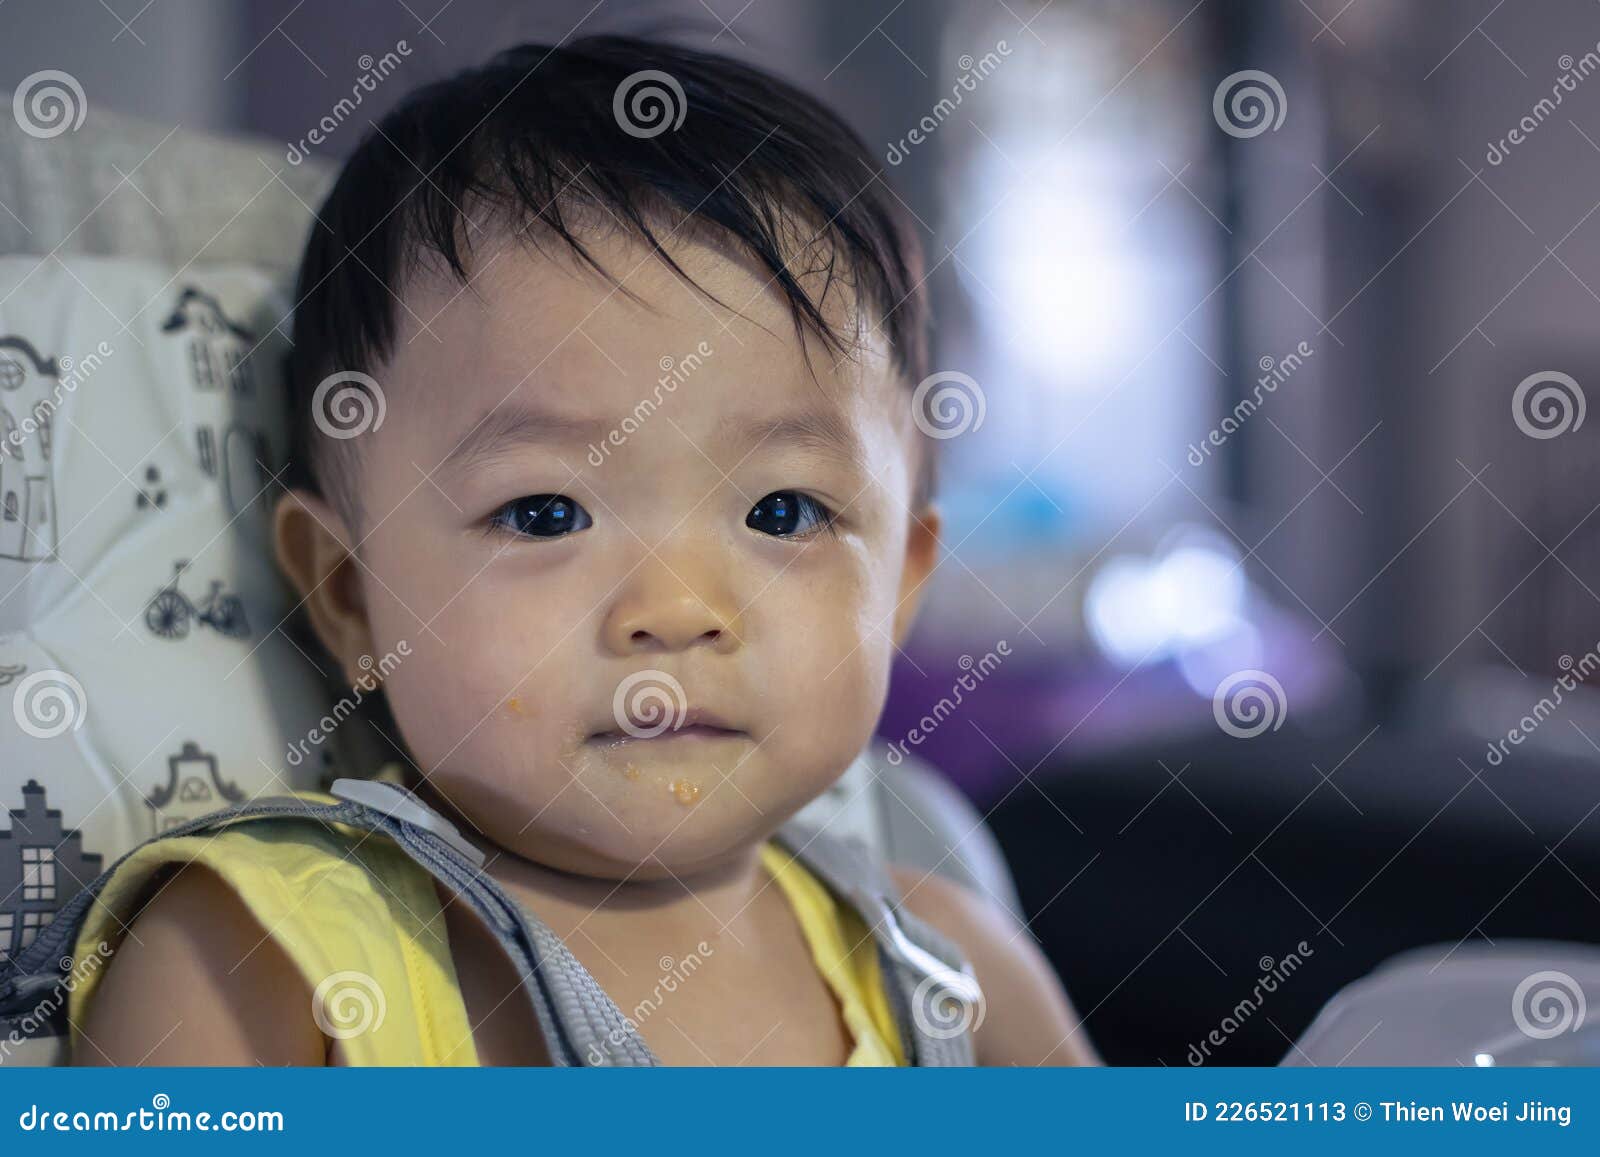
[0,90,1020,1066]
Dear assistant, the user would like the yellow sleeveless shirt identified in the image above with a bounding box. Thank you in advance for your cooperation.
[68,796,905,1066]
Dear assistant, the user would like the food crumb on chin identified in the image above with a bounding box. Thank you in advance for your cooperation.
[668,779,701,805]
[622,762,641,781]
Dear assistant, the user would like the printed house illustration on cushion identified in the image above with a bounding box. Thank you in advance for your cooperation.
[0,780,101,966]
[0,336,59,563]
[160,286,256,395]
[145,740,244,833]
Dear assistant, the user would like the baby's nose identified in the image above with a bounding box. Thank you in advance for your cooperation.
[601,589,741,655]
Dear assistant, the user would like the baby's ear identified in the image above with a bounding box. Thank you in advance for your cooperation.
[273,489,375,686]
[891,504,941,645]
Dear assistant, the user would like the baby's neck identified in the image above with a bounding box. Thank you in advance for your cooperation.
[410,776,770,935]
[482,840,769,944]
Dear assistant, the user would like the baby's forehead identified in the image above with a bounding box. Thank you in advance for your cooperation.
[410,216,878,347]
[387,221,905,433]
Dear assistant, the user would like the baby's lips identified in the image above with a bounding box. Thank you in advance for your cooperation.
[587,705,745,740]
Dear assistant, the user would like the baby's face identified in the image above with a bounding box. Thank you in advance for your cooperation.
[320,227,935,877]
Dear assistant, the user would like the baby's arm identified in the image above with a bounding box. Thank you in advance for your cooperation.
[75,864,325,1066]
[894,868,1099,1067]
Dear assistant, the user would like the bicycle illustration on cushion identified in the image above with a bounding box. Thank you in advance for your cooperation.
[144,559,251,640]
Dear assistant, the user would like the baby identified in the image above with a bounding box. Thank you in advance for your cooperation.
[72,35,1093,1066]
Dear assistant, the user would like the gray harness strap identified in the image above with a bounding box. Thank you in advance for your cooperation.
[2,779,979,1066]
[774,823,980,1067]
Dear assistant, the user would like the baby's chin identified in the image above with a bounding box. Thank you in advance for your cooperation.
[427,748,827,880]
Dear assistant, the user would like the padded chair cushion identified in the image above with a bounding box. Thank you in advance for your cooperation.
[1289,941,1600,1065]
[0,256,335,1063]
[0,88,335,272]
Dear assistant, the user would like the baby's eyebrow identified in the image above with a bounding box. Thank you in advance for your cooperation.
[438,402,867,474]
[441,404,612,473]
[731,410,865,469]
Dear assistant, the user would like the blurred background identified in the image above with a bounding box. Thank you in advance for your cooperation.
[6,0,1600,1064]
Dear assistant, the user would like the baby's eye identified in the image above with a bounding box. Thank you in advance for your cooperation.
[746,491,835,538]
[490,494,592,539]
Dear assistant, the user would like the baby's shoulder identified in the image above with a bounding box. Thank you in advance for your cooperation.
[73,813,445,1066]
[75,860,324,1065]
[891,866,1099,1067]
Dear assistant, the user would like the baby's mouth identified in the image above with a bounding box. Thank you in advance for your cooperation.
[586,709,747,746]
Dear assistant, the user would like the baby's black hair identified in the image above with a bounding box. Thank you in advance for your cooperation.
[284,34,933,520]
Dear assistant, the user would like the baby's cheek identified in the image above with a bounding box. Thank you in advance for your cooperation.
[370,614,544,770]
[384,668,584,845]
[372,636,472,756]
[775,593,892,761]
